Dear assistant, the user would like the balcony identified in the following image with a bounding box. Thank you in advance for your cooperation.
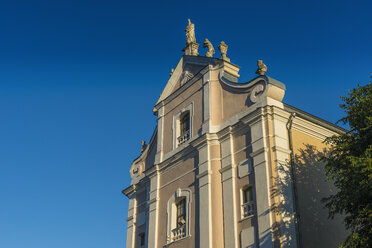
[171,225,186,241]
[242,201,254,218]
[177,130,190,145]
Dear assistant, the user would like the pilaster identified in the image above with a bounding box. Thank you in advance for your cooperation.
[125,189,137,248]
[201,66,211,133]
[270,107,297,246]
[155,107,165,164]
[219,131,239,247]
[196,142,212,248]
[147,167,160,248]
[250,113,274,248]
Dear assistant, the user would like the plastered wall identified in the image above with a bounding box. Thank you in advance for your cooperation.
[292,129,348,248]
[157,155,197,248]
[163,79,203,154]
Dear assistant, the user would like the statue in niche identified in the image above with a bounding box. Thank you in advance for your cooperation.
[185,19,196,44]
[255,60,267,75]
[140,140,147,153]
[218,41,229,61]
[203,39,215,57]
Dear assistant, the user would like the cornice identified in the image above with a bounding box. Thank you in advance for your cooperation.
[283,103,345,133]
[122,184,136,198]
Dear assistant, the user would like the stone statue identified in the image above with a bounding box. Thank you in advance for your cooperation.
[218,41,230,61]
[185,19,196,44]
[182,19,199,56]
[255,60,267,75]
[203,39,215,57]
[140,140,147,153]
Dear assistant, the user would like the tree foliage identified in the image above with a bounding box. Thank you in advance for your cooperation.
[323,78,372,247]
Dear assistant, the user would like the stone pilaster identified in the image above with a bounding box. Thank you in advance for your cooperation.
[155,107,164,164]
[147,167,160,248]
[269,107,297,247]
[201,66,211,134]
[219,131,239,247]
[196,142,212,248]
[125,187,137,248]
[250,112,274,248]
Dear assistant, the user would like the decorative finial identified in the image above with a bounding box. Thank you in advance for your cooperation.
[203,39,215,57]
[182,19,199,56]
[169,68,174,77]
[140,140,147,153]
[218,41,230,62]
[255,60,267,75]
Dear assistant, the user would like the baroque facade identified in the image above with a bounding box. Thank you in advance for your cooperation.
[122,20,347,248]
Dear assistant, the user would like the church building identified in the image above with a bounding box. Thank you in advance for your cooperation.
[122,20,347,248]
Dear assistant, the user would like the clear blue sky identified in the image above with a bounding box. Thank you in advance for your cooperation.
[0,0,370,247]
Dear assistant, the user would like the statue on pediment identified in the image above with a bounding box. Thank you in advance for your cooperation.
[203,39,215,57]
[183,19,199,56]
[185,19,196,44]
[255,60,267,75]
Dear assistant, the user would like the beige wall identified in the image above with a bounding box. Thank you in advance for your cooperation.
[233,129,256,246]
[292,129,348,248]
[210,76,252,126]
[145,135,157,171]
[157,155,197,248]
[163,78,203,154]
[209,144,224,248]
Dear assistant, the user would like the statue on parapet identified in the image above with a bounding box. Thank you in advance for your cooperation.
[185,19,196,44]
[218,41,230,62]
[203,39,215,57]
[140,140,147,153]
[255,60,267,75]
[183,19,199,56]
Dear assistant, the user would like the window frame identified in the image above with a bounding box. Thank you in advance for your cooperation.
[173,103,193,149]
[176,198,186,227]
[241,185,254,219]
[166,188,192,243]
[138,232,145,246]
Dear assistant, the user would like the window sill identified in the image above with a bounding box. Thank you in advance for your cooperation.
[239,214,254,222]
[166,235,191,247]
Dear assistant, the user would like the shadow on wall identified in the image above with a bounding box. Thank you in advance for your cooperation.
[272,144,347,248]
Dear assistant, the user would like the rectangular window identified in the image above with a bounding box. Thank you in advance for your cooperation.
[177,111,190,145]
[243,187,253,204]
[139,232,145,246]
[180,113,190,136]
[242,187,254,218]
[176,198,186,227]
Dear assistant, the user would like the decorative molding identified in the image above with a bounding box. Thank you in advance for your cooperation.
[250,147,269,158]
[272,146,291,155]
[196,170,211,179]
[166,188,192,244]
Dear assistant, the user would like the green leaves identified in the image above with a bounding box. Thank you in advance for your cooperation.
[323,78,372,248]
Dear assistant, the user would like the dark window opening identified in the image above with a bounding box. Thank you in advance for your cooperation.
[139,232,145,246]
[178,112,190,145]
[176,198,186,227]
[243,187,253,204]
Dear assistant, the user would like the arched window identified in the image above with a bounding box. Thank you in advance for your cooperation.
[167,188,192,243]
